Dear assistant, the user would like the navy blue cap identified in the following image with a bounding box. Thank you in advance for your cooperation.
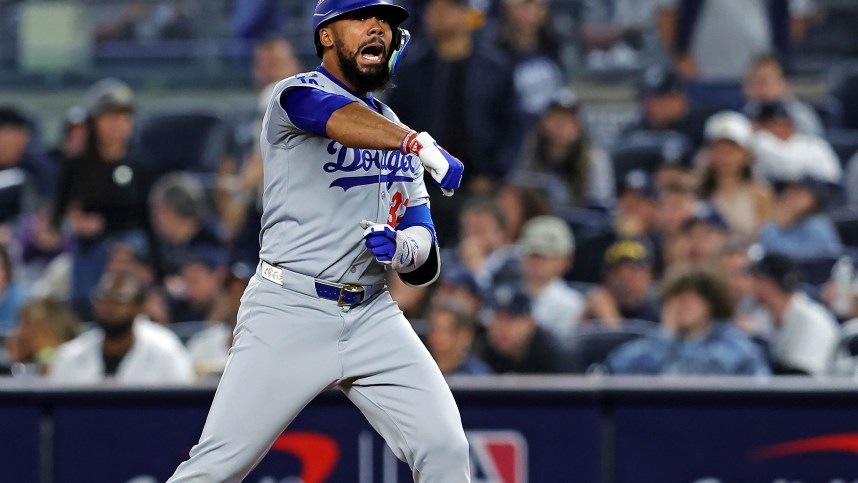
[0,106,31,129]
[686,202,729,232]
[748,252,801,292]
[772,175,837,209]
[488,285,532,316]
[619,169,658,200]
[638,66,684,98]
[182,248,228,270]
[440,262,483,299]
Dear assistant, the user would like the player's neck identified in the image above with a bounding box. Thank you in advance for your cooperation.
[320,59,369,97]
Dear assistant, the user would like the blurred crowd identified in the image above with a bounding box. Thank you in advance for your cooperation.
[2,0,858,384]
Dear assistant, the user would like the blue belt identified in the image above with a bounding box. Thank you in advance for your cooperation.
[258,260,384,307]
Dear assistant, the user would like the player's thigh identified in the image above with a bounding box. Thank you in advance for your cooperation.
[340,295,466,461]
[199,276,344,452]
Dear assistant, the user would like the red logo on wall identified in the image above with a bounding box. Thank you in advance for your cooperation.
[468,431,529,483]
[270,432,340,483]
[751,432,858,461]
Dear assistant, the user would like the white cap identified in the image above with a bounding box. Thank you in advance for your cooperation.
[704,111,753,149]
[518,216,575,257]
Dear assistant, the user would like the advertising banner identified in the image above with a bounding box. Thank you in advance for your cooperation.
[50,395,600,482]
[0,404,40,483]
[614,402,858,483]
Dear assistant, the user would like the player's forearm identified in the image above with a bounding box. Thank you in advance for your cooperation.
[397,225,433,273]
[326,102,409,151]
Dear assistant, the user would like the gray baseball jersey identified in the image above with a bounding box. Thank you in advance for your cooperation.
[168,68,470,483]
[259,70,430,285]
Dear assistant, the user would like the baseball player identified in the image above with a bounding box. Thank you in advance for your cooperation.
[168,0,470,481]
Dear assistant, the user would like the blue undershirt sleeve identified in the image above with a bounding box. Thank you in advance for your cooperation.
[398,204,437,245]
[281,87,356,137]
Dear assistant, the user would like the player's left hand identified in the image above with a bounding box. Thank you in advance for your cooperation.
[401,131,464,196]
[359,220,418,271]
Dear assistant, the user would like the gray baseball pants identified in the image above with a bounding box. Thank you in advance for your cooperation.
[168,273,470,482]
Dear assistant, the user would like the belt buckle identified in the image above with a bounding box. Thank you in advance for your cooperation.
[338,284,365,307]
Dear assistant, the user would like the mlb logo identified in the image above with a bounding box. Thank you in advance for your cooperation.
[468,431,528,483]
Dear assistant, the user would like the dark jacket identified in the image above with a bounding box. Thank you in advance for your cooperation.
[386,40,523,182]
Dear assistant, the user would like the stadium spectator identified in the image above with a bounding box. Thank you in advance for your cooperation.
[667,203,729,266]
[758,176,843,259]
[518,216,584,340]
[655,181,698,240]
[253,36,303,115]
[749,253,839,376]
[512,88,615,209]
[230,0,288,41]
[388,268,435,323]
[493,183,551,244]
[748,100,841,183]
[0,245,25,332]
[186,263,252,378]
[5,299,80,376]
[656,0,813,81]
[718,243,766,333]
[0,106,56,234]
[455,198,520,290]
[94,1,195,42]
[167,251,228,324]
[49,270,195,384]
[433,261,485,319]
[494,0,564,124]
[149,173,222,278]
[47,106,89,165]
[697,111,773,240]
[215,36,301,242]
[578,0,664,70]
[478,285,570,374]
[386,0,521,242]
[567,169,661,283]
[743,53,823,136]
[621,66,713,151]
[426,299,493,375]
[584,238,660,327]
[607,263,770,375]
[51,78,158,320]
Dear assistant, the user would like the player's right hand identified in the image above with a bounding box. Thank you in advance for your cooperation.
[400,131,464,196]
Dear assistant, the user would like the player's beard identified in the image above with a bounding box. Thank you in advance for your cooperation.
[335,37,391,94]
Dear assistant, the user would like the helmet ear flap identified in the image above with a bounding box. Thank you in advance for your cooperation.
[387,28,411,76]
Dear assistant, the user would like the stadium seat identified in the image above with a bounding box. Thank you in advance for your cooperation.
[566,320,655,373]
[825,128,858,169]
[829,318,858,376]
[136,109,233,175]
[830,208,858,247]
[811,97,844,130]
[831,63,858,129]
[684,81,745,111]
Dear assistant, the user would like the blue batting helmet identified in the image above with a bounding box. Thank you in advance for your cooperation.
[312,0,409,58]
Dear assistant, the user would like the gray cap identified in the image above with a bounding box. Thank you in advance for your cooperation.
[85,78,135,116]
[518,215,575,257]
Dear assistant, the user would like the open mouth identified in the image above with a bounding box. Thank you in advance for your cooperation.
[360,43,385,64]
